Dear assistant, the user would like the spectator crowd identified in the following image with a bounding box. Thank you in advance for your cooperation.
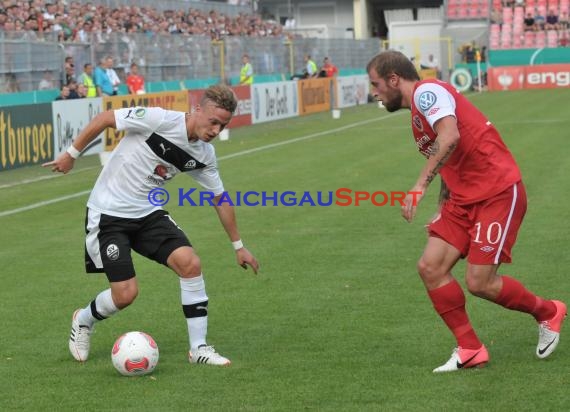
[0,0,291,95]
[0,0,286,41]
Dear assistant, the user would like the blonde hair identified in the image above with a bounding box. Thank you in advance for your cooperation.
[201,84,237,113]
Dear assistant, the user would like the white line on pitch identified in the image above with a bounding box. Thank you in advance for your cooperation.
[0,166,99,189]
[0,190,92,218]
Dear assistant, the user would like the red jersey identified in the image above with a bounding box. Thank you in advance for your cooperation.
[324,64,338,77]
[411,80,521,205]
[126,74,145,94]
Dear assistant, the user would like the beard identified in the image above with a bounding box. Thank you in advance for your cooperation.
[383,88,403,112]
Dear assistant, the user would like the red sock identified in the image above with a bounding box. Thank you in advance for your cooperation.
[495,275,556,322]
[428,279,482,350]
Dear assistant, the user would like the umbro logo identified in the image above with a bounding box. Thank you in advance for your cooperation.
[480,245,495,252]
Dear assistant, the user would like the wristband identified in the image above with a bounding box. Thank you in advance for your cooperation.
[66,145,81,159]
[232,239,244,250]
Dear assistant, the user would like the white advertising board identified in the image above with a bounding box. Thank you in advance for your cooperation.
[335,75,370,108]
[51,98,104,157]
[251,81,299,124]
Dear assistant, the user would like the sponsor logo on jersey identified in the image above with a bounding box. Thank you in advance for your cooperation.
[427,107,440,116]
[418,91,437,112]
[106,244,120,260]
[153,164,173,181]
[413,115,423,131]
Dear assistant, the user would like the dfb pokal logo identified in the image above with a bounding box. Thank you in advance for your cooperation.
[418,91,437,111]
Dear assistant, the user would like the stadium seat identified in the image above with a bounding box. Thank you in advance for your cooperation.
[536,30,547,47]
[478,4,490,18]
[547,0,559,11]
[547,30,559,47]
[501,32,513,48]
[457,7,469,19]
[524,31,536,47]
[502,7,513,24]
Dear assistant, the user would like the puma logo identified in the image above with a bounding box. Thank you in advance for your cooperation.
[159,143,171,155]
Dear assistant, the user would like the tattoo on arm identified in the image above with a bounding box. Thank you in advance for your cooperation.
[439,179,449,205]
[425,142,458,186]
[427,140,439,159]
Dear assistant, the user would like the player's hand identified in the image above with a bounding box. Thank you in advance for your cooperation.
[236,247,259,274]
[401,187,425,223]
[42,152,75,174]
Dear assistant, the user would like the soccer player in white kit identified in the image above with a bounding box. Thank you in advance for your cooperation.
[44,85,259,366]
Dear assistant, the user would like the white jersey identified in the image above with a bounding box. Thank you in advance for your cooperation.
[87,107,224,218]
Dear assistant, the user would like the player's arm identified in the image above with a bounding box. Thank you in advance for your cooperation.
[42,110,116,174]
[212,196,259,274]
[402,115,459,222]
[438,178,450,206]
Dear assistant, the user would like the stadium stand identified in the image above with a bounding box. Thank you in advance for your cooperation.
[481,0,570,49]
[444,0,570,50]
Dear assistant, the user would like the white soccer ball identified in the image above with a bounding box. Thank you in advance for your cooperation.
[111,331,159,376]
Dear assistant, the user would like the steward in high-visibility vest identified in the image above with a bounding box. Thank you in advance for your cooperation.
[239,54,254,85]
[79,63,97,97]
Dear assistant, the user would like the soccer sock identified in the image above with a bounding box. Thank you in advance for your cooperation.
[428,278,482,350]
[180,275,209,351]
[494,275,556,322]
[77,288,119,327]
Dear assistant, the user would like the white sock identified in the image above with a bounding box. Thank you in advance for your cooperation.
[180,275,209,351]
[77,288,119,327]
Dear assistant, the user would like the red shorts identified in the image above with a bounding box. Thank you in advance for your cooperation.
[428,181,527,265]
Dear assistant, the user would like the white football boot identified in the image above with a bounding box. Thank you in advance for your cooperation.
[189,345,231,366]
[69,309,93,362]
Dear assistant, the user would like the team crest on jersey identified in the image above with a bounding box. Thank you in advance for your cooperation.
[413,115,423,131]
[184,160,197,169]
[418,91,437,111]
[106,244,119,261]
[135,108,146,118]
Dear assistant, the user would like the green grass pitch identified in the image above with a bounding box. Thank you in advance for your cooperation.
[1,88,569,411]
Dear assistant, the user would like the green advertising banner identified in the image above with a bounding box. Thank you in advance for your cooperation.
[489,48,570,67]
[0,103,53,171]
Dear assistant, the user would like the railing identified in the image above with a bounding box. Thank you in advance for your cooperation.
[0,34,381,95]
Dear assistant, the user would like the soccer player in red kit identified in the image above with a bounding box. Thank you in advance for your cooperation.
[367,50,566,372]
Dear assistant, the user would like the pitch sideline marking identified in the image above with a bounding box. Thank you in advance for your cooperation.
[0,166,99,189]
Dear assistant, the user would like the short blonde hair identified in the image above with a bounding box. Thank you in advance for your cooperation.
[201,84,237,113]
